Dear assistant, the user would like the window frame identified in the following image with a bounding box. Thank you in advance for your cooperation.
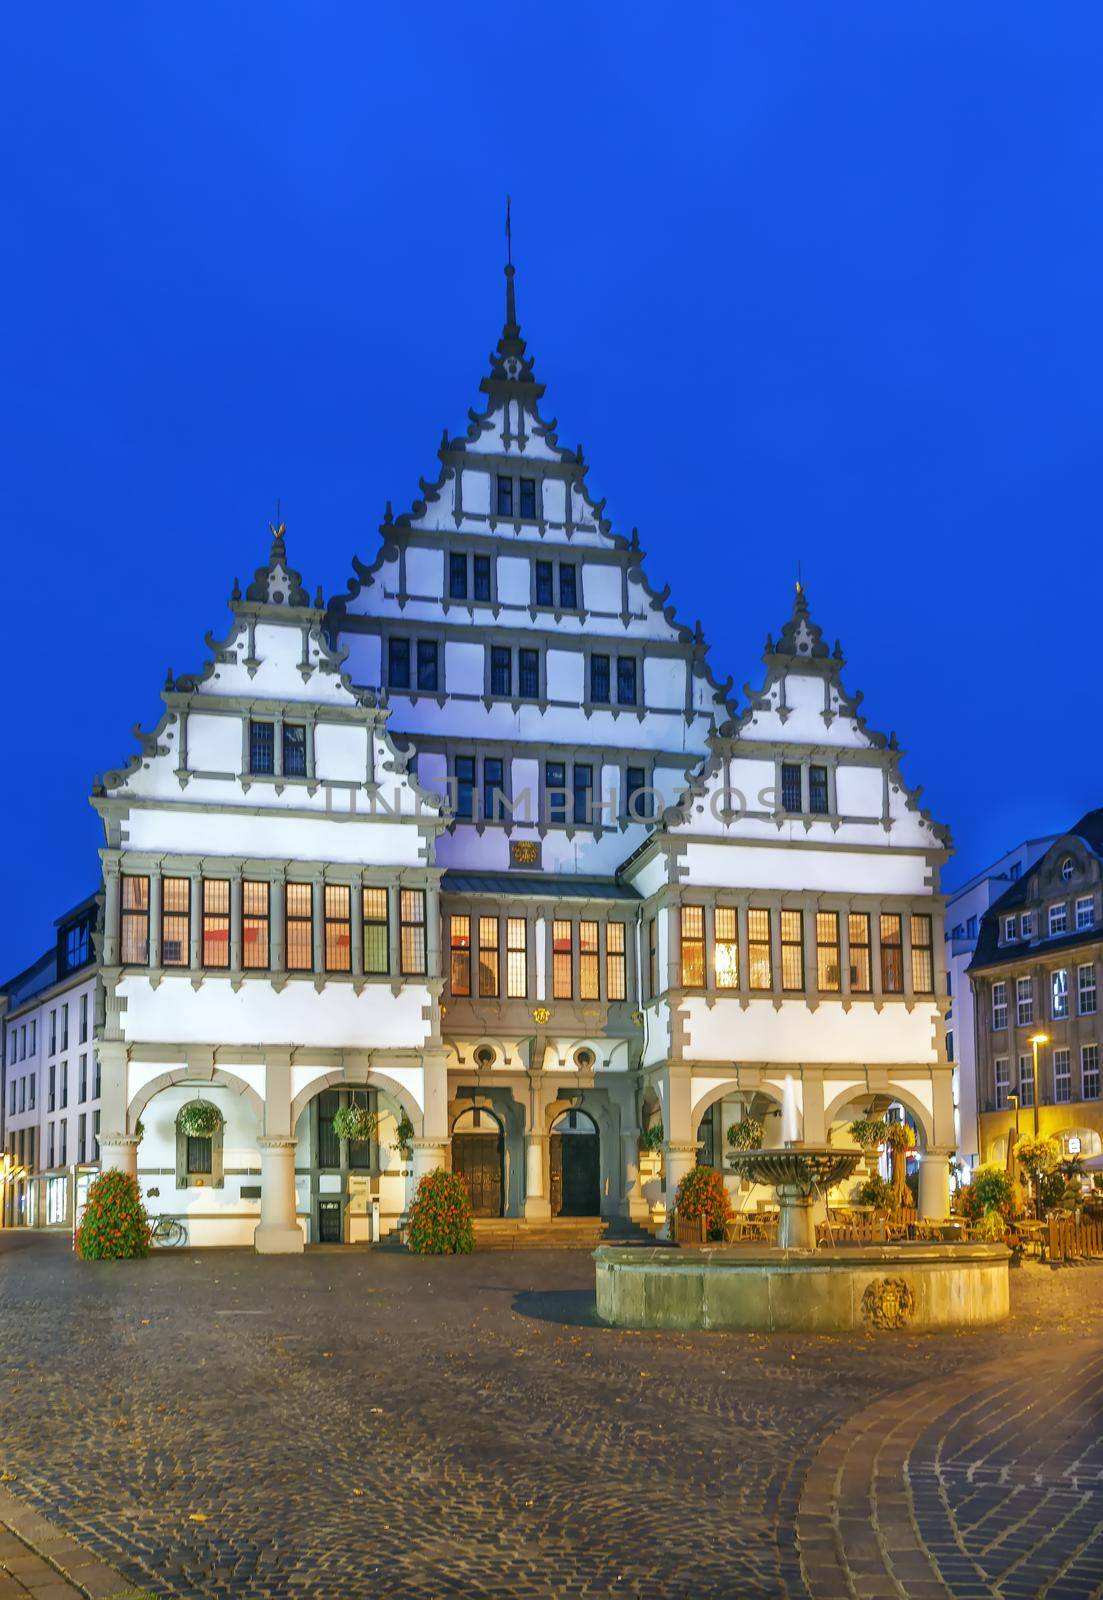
[780,909,804,992]
[242,879,270,971]
[450,914,471,996]
[910,913,934,995]
[286,882,314,972]
[478,914,500,998]
[399,889,427,976]
[680,905,706,989]
[879,913,904,994]
[323,883,353,973]
[715,906,739,990]
[991,981,1008,1031]
[362,886,390,976]
[815,911,841,992]
[748,907,773,991]
[161,875,191,968]
[202,878,231,969]
[249,719,275,775]
[1016,975,1034,1027]
[120,875,151,966]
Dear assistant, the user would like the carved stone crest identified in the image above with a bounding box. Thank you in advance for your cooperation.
[861,1276,917,1330]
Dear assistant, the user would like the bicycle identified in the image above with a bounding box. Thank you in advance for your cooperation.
[150,1214,187,1248]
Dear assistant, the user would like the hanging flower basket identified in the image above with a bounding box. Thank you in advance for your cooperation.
[178,1102,223,1139]
[848,1117,889,1151]
[727,1117,764,1151]
[391,1110,414,1160]
[332,1104,379,1144]
[639,1122,665,1153]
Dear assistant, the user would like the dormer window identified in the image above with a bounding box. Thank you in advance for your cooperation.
[519,478,536,518]
[1049,903,1068,937]
[250,721,275,775]
[1003,915,1017,942]
[497,476,513,517]
[1076,896,1095,931]
[1061,856,1074,882]
[1021,912,1034,938]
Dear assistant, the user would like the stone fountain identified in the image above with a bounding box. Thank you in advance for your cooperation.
[725,1144,861,1249]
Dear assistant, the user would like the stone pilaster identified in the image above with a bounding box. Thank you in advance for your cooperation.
[254,1136,303,1254]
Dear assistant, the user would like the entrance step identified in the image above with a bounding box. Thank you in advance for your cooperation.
[377,1215,669,1252]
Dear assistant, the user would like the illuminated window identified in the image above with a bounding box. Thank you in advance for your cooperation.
[1052,968,1069,1020]
[362,887,389,975]
[715,907,739,989]
[680,906,705,988]
[324,884,352,973]
[910,914,934,994]
[242,881,269,970]
[552,921,573,999]
[606,922,626,1001]
[286,883,314,971]
[202,880,230,968]
[478,916,500,997]
[580,921,600,1000]
[816,911,840,991]
[120,876,150,965]
[450,915,471,996]
[400,890,427,976]
[161,877,190,967]
[748,908,772,990]
[879,914,903,993]
[507,918,527,999]
[781,910,804,991]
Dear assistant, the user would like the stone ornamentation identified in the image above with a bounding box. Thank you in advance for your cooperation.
[861,1276,917,1330]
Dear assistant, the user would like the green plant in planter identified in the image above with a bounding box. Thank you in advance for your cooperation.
[727,1117,764,1151]
[332,1104,380,1144]
[639,1122,664,1153]
[178,1102,223,1139]
[75,1171,150,1260]
[962,1163,1014,1221]
[847,1117,888,1151]
[391,1110,415,1160]
[673,1166,732,1240]
[855,1173,896,1214]
[973,1209,1007,1244]
[406,1168,474,1255]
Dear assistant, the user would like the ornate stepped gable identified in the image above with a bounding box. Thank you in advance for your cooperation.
[93,524,443,841]
[328,261,734,739]
[656,583,951,852]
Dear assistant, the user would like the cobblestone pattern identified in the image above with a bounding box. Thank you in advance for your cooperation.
[0,1485,146,1598]
[1,1234,1101,1600]
[798,1336,1103,1600]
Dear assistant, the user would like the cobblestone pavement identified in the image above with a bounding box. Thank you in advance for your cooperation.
[0,1233,1101,1600]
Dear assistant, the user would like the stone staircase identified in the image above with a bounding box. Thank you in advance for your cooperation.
[379,1215,664,1252]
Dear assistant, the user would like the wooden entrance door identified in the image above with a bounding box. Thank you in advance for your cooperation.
[550,1119,600,1216]
[317,1198,343,1243]
[452,1133,504,1217]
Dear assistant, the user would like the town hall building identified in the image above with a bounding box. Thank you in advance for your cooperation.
[3,262,956,1246]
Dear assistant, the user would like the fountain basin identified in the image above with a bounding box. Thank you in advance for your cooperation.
[725,1145,862,1249]
[593,1243,1010,1333]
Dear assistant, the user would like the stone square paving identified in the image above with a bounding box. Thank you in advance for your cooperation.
[0,1232,1101,1600]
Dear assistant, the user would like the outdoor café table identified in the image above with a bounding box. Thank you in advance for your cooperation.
[1016,1219,1048,1260]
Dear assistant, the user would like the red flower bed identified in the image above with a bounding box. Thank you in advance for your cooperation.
[75,1171,150,1260]
[406,1168,475,1255]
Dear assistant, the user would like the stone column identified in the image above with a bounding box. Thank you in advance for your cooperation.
[254,1136,303,1254]
[662,1142,700,1234]
[918,1147,953,1221]
[98,1134,140,1180]
[410,1139,449,1187]
[620,1131,650,1221]
[523,1133,551,1220]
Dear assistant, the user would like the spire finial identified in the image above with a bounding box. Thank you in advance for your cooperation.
[504,196,517,330]
[269,498,285,558]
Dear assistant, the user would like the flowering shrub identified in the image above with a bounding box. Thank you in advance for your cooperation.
[406,1168,474,1255]
[673,1165,733,1240]
[75,1171,150,1260]
[178,1102,223,1138]
[727,1117,764,1151]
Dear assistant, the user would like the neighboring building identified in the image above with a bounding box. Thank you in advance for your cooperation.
[1,894,101,1229]
[969,812,1103,1165]
[21,258,957,1248]
[944,834,1057,1167]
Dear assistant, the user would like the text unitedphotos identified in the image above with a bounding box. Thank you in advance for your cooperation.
[360,783,785,823]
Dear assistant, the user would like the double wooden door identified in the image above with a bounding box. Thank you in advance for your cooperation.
[453,1133,504,1217]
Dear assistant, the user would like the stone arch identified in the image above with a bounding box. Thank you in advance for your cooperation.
[127,1066,264,1133]
[288,1068,423,1134]
[822,1082,934,1150]
[690,1079,790,1137]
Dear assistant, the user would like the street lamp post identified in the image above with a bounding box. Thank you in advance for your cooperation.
[1030,1032,1049,1138]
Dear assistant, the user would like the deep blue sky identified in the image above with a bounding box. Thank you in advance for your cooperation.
[4,4,1102,977]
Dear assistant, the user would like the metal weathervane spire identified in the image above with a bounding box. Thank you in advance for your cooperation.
[506,194,512,267]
